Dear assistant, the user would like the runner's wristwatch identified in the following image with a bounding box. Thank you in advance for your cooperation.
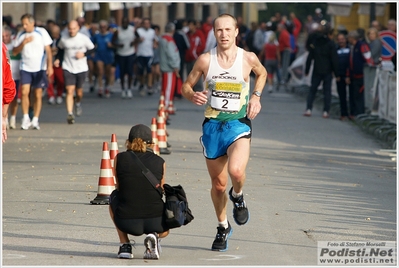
[253,91,262,97]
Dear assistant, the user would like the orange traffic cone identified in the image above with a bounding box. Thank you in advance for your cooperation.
[91,142,115,205]
[157,106,171,155]
[110,134,119,168]
[167,100,176,115]
[151,117,160,156]
[158,94,165,111]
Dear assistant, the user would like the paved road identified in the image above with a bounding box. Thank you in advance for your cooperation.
[2,83,396,267]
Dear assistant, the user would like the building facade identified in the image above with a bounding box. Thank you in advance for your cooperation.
[2,2,266,34]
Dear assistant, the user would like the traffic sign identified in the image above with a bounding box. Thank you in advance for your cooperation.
[379,30,396,61]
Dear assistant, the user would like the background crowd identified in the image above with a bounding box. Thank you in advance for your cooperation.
[2,8,397,130]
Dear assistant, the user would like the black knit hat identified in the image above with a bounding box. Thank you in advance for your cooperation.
[128,124,152,144]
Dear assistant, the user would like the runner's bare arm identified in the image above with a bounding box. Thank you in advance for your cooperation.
[181,53,210,106]
[45,45,54,77]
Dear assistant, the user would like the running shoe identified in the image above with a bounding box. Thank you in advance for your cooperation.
[75,103,82,117]
[48,96,55,105]
[105,89,111,98]
[56,96,63,104]
[9,116,16,129]
[21,117,31,130]
[127,89,133,99]
[211,221,233,251]
[322,111,329,118]
[143,233,160,259]
[31,117,40,130]
[121,90,126,99]
[118,243,133,259]
[303,109,312,117]
[67,114,75,124]
[229,187,249,225]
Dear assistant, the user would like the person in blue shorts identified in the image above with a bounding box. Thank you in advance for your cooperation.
[92,20,115,98]
[181,14,267,252]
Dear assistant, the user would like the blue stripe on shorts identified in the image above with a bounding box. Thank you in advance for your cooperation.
[200,117,251,159]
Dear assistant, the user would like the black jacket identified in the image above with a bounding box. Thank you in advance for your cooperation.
[305,32,339,77]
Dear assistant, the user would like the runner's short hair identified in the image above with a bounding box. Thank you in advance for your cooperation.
[213,13,237,29]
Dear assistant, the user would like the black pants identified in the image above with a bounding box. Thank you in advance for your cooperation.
[306,73,332,112]
[336,77,349,117]
[110,190,169,236]
[348,77,365,116]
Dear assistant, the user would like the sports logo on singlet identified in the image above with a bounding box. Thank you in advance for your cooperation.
[207,79,246,112]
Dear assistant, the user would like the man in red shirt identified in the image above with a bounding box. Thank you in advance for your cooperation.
[2,42,16,142]
[185,19,205,91]
[277,23,291,86]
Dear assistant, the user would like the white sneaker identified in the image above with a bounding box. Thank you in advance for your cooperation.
[48,96,55,105]
[31,117,40,130]
[75,103,82,117]
[56,96,63,104]
[143,233,159,259]
[21,117,32,130]
[9,116,16,129]
[303,109,312,117]
[127,90,133,99]
[121,90,126,99]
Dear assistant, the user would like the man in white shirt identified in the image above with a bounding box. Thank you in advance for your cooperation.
[136,18,158,96]
[112,17,137,99]
[13,13,53,130]
[55,20,95,124]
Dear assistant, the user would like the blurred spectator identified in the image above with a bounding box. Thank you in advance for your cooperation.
[47,24,64,105]
[92,20,115,98]
[335,32,351,120]
[313,8,323,23]
[236,16,248,48]
[112,17,137,99]
[204,27,216,53]
[277,23,291,86]
[3,15,16,34]
[253,21,267,56]
[3,26,20,130]
[304,15,315,35]
[259,32,280,93]
[202,16,213,42]
[304,23,339,118]
[185,19,205,91]
[87,22,99,92]
[173,19,190,84]
[2,42,16,142]
[364,27,382,113]
[13,13,53,130]
[305,22,321,51]
[387,19,397,33]
[346,30,374,118]
[159,22,181,113]
[290,12,302,41]
[244,22,258,54]
[357,28,366,42]
[61,17,91,38]
[371,20,382,32]
[151,24,162,94]
[136,18,158,96]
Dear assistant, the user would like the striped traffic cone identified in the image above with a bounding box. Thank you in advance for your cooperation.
[151,117,160,156]
[157,106,171,155]
[90,142,115,205]
[160,105,171,147]
[158,94,165,111]
[109,134,119,168]
[167,100,176,115]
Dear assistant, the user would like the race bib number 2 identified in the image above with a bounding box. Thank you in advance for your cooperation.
[209,82,242,112]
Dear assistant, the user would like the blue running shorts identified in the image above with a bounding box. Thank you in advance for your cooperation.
[200,117,252,160]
